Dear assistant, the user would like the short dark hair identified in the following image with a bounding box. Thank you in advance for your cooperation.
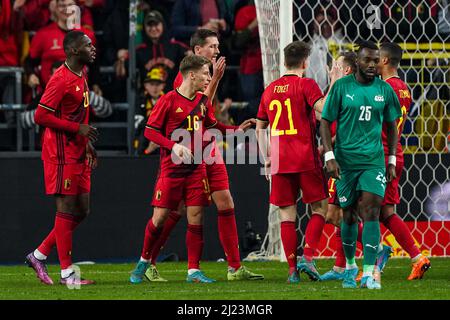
[357,40,379,55]
[190,29,218,50]
[63,30,86,54]
[380,42,403,67]
[179,55,211,76]
[338,51,357,72]
[284,41,311,69]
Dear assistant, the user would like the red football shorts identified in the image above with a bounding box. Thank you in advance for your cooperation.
[43,161,91,195]
[270,167,328,206]
[382,161,404,206]
[328,177,340,205]
[151,168,210,210]
[206,161,229,193]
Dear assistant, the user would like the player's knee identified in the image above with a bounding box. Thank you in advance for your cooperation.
[56,198,77,214]
[177,204,187,216]
[342,209,358,224]
[152,209,170,228]
[311,199,328,216]
[342,215,357,224]
[187,208,203,225]
[152,216,166,228]
[212,190,234,210]
[361,204,381,221]
[326,211,341,227]
[380,206,394,223]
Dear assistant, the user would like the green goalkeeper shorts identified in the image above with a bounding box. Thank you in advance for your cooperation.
[335,167,387,208]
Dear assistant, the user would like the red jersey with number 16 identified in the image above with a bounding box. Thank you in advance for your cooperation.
[145,89,217,177]
[38,63,90,165]
[382,77,412,162]
[257,75,324,174]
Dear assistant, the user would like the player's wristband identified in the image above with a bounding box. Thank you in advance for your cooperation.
[388,155,396,166]
[324,151,335,162]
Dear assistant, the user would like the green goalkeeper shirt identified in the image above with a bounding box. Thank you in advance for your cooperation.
[322,74,402,170]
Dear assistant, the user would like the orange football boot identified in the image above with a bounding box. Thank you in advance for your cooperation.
[407,256,431,280]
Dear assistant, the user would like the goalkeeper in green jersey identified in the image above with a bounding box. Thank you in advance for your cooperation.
[319,41,402,289]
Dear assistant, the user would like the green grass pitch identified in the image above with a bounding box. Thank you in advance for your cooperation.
[1,258,449,300]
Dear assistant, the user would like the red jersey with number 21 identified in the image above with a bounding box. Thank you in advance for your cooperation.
[257,75,324,174]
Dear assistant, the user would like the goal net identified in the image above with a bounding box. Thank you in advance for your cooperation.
[250,0,450,260]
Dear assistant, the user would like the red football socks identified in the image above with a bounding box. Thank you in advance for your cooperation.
[38,215,85,257]
[217,208,241,270]
[186,224,204,270]
[54,212,76,270]
[141,218,162,261]
[150,211,181,264]
[303,214,325,261]
[280,221,297,269]
[37,229,56,257]
[383,214,420,258]
[333,227,346,268]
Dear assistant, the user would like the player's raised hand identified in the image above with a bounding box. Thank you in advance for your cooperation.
[172,143,193,164]
[386,164,396,183]
[326,159,341,180]
[328,59,344,83]
[212,56,226,80]
[78,124,99,142]
[86,141,98,169]
[238,118,256,132]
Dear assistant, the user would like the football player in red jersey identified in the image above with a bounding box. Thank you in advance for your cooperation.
[130,55,227,283]
[146,29,263,282]
[25,31,98,286]
[256,41,330,283]
[27,0,97,89]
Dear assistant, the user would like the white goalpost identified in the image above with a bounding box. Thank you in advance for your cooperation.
[245,0,294,262]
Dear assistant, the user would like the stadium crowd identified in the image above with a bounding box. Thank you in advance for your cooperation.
[0,0,449,152]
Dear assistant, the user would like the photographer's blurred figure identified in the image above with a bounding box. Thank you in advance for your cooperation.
[134,66,167,155]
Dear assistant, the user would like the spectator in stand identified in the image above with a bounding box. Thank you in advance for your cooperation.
[13,0,97,31]
[102,0,129,66]
[141,0,176,30]
[383,0,439,42]
[78,0,105,27]
[438,0,450,39]
[335,0,384,43]
[171,0,232,45]
[0,0,24,125]
[25,0,100,95]
[306,5,348,92]
[232,0,263,122]
[0,0,23,72]
[101,0,129,102]
[134,66,167,155]
[116,10,186,91]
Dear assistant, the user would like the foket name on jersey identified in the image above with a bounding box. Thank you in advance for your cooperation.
[274,84,289,93]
